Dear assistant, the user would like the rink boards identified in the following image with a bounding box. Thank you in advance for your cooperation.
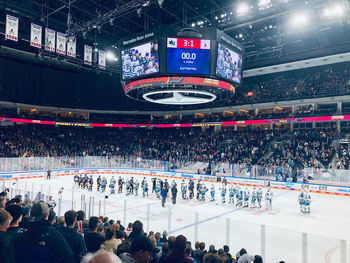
[0,167,349,196]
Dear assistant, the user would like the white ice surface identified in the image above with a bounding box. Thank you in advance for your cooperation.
[5,173,350,263]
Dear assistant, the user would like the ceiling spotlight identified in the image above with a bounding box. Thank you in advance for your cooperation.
[109,18,114,26]
[158,0,164,7]
[191,23,195,27]
[107,51,117,61]
[237,2,249,16]
[258,0,271,7]
[215,16,218,20]
[94,48,98,52]
[290,13,309,27]
[239,33,243,38]
[323,3,345,18]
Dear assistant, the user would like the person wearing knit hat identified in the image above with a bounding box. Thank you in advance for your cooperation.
[14,201,74,263]
[6,204,25,238]
[163,235,194,263]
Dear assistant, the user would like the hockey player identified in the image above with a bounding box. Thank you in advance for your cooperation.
[109,176,116,194]
[188,180,195,199]
[298,190,305,213]
[243,188,250,208]
[47,196,56,211]
[97,175,101,192]
[210,184,215,201]
[141,177,147,189]
[228,185,235,204]
[181,180,188,200]
[88,176,93,192]
[236,187,243,207]
[155,179,161,198]
[84,175,89,190]
[164,179,169,190]
[199,183,207,201]
[101,177,107,193]
[196,180,202,200]
[130,177,134,194]
[134,180,139,196]
[171,180,176,188]
[171,182,178,204]
[74,174,79,187]
[250,188,257,208]
[118,177,123,194]
[304,189,311,213]
[143,180,149,197]
[265,188,273,210]
[257,188,263,208]
[125,179,131,195]
[220,185,227,203]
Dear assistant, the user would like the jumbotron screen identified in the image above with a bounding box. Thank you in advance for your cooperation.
[167,38,211,75]
[216,42,243,84]
[121,41,159,80]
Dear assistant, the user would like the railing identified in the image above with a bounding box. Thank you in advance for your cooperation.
[1,156,350,185]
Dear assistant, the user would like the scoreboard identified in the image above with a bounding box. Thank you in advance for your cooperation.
[166,38,211,75]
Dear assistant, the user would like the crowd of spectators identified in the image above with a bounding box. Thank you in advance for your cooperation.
[0,125,282,166]
[266,128,336,169]
[0,190,273,263]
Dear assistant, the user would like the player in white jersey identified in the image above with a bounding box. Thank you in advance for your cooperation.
[199,183,207,201]
[134,180,139,196]
[210,184,215,201]
[142,180,149,197]
[228,185,235,204]
[265,188,273,210]
[181,180,188,199]
[298,190,305,213]
[236,187,243,207]
[220,185,227,203]
[257,188,263,208]
[301,189,311,213]
[250,188,257,208]
[243,188,250,208]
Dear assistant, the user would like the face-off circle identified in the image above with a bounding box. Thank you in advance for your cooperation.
[124,76,235,105]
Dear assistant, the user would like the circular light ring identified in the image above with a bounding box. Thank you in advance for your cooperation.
[142,89,217,105]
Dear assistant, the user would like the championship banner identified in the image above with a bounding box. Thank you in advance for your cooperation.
[5,15,19,41]
[30,23,42,48]
[98,50,106,68]
[84,45,92,65]
[45,28,56,52]
[56,32,66,55]
[67,36,76,58]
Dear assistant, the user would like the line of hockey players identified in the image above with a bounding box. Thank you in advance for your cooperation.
[74,175,274,210]
[181,179,274,210]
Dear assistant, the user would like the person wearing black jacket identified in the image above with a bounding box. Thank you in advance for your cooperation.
[15,201,74,263]
[59,210,87,263]
[84,216,105,253]
[171,184,178,205]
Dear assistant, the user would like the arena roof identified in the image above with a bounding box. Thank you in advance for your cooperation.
[1,0,350,69]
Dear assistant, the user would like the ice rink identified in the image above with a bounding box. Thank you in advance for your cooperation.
[5,173,350,263]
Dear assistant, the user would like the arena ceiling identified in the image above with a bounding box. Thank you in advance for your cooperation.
[1,0,350,69]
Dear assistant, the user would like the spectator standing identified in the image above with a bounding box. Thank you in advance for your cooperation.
[100,226,122,253]
[127,220,144,242]
[15,201,74,263]
[59,210,87,263]
[160,230,168,243]
[163,235,194,263]
[5,204,25,238]
[120,236,159,263]
[84,216,105,253]
[0,208,12,231]
[223,245,233,263]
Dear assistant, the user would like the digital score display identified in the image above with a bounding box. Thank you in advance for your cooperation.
[167,38,211,75]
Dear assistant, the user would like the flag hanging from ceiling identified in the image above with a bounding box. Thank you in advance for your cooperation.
[56,32,66,55]
[84,45,92,65]
[30,23,42,48]
[5,15,19,41]
[98,50,106,69]
[67,36,76,58]
[45,28,56,52]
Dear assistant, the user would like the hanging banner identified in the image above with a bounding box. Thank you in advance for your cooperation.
[67,36,76,58]
[30,23,42,48]
[45,28,56,52]
[84,45,92,65]
[56,32,66,55]
[98,50,106,69]
[5,15,19,41]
